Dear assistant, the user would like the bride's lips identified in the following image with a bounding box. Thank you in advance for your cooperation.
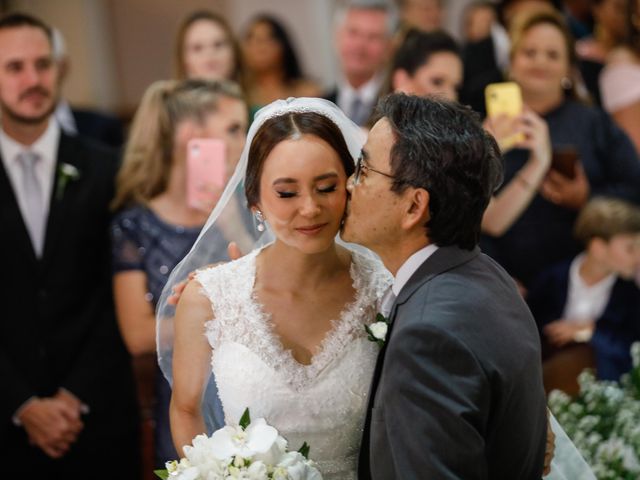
[295,223,328,235]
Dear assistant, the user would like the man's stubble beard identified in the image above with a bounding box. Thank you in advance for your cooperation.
[0,89,58,127]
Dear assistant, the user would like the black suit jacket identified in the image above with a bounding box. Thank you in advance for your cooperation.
[72,108,125,149]
[359,246,547,479]
[0,133,139,476]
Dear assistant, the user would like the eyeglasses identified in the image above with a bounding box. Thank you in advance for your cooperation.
[353,154,395,185]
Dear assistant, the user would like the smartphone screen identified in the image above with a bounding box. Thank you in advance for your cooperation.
[186,138,226,212]
[485,82,525,150]
[551,146,579,179]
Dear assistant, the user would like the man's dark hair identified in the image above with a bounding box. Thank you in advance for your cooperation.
[0,12,53,43]
[392,28,460,77]
[374,93,503,250]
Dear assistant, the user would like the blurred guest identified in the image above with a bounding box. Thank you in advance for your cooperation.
[325,0,396,126]
[527,197,640,381]
[0,12,139,478]
[51,28,125,148]
[111,79,248,466]
[385,28,553,240]
[383,28,463,101]
[242,15,321,115]
[482,9,640,291]
[459,1,512,115]
[575,0,626,63]
[174,10,245,87]
[575,0,627,105]
[396,0,443,32]
[600,0,640,154]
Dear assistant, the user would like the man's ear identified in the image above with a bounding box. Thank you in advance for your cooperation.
[392,69,412,94]
[401,188,430,230]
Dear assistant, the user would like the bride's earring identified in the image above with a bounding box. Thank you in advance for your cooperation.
[254,210,266,232]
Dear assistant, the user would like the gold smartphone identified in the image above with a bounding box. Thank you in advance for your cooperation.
[485,82,525,149]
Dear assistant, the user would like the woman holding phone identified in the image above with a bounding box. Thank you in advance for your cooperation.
[482,9,640,291]
[110,79,248,467]
[383,28,553,240]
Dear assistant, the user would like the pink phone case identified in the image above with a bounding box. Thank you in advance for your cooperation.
[186,138,226,212]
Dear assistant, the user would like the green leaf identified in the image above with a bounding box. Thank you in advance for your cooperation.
[154,469,169,480]
[239,407,251,430]
[298,441,310,459]
[376,312,387,323]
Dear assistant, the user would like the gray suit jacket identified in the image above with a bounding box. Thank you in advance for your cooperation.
[358,246,547,479]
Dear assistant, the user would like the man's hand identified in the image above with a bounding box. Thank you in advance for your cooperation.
[167,242,244,305]
[540,164,590,210]
[18,397,83,458]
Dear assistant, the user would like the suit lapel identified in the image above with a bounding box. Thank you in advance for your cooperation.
[41,134,82,269]
[0,154,39,265]
[359,245,481,476]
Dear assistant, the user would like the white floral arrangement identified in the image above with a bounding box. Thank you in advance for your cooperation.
[155,409,322,480]
[549,343,640,479]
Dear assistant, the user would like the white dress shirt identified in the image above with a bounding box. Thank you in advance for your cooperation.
[379,244,439,318]
[336,72,385,123]
[562,253,617,323]
[0,119,60,227]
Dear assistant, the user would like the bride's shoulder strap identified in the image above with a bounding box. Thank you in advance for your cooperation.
[194,250,258,308]
[351,249,393,301]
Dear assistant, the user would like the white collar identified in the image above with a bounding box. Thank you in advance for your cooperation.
[337,72,385,106]
[0,118,60,165]
[392,243,439,297]
[569,253,617,294]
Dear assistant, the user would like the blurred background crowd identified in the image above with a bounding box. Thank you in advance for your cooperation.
[2,0,640,478]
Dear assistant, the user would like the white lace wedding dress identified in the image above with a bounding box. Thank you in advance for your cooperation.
[194,247,391,479]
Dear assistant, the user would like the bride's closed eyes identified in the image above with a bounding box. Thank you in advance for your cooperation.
[275,183,339,199]
[272,172,342,199]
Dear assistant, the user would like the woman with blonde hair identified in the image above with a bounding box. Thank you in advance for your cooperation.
[110,78,248,467]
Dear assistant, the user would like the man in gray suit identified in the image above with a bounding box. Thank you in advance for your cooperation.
[342,93,548,479]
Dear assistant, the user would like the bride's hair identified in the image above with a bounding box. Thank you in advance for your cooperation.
[244,112,356,207]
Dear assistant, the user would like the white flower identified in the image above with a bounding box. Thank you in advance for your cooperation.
[275,452,323,480]
[253,434,287,466]
[369,322,388,341]
[209,418,278,460]
[60,163,80,178]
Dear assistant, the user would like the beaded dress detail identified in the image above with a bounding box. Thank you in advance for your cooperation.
[195,248,391,479]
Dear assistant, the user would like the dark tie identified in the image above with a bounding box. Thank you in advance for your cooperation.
[18,151,45,256]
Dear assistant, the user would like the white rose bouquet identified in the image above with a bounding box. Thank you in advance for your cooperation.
[155,409,322,480]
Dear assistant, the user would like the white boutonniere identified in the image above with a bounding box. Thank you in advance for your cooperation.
[56,163,80,200]
[365,313,389,348]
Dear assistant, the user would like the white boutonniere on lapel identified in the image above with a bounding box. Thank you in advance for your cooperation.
[56,163,80,200]
[365,313,390,348]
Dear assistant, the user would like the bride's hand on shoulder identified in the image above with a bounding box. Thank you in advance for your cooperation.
[168,242,244,305]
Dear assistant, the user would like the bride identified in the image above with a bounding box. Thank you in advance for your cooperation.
[160,98,390,479]
[157,97,594,479]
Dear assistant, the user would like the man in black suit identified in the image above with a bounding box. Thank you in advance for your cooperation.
[324,0,394,126]
[342,94,548,479]
[0,13,139,478]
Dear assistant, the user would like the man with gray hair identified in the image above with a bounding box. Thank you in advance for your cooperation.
[324,0,396,126]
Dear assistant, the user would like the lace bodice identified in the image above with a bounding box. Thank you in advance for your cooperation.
[195,247,391,479]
